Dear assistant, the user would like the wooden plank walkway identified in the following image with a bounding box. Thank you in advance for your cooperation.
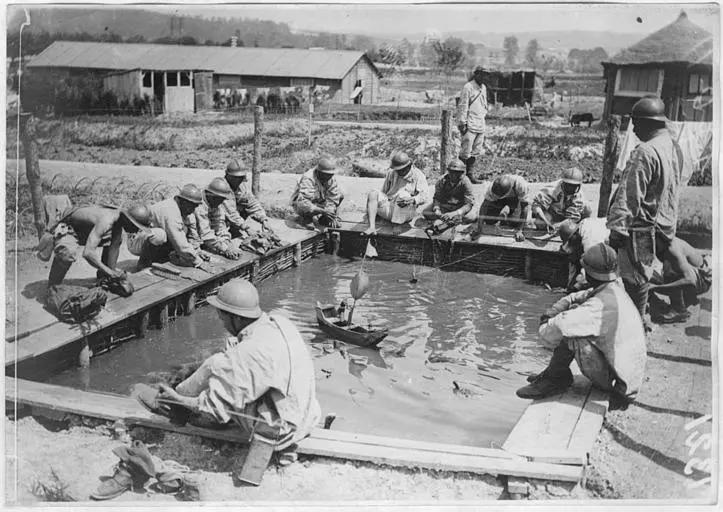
[5,219,324,373]
[6,377,583,482]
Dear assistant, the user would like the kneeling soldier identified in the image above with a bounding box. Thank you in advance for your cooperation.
[476,174,534,241]
[532,167,588,232]
[193,177,243,260]
[422,160,476,228]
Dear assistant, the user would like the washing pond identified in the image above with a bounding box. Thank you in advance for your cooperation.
[46,255,561,447]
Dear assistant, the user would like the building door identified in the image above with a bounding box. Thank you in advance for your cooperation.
[153,71,165,113]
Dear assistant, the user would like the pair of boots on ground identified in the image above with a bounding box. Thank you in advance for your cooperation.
[91,440,194,500]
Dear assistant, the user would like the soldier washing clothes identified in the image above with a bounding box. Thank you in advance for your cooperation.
[191,178,244,260]
[421,160,476,227]
[475,174,535,242]
[531,167,590,232]
[224,159,273,234]
[291,156,344,228]
[456,66,488,184]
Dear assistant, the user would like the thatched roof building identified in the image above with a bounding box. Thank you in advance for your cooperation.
[601,11,713,121]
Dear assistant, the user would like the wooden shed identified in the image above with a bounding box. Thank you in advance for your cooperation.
[601,11,713,122]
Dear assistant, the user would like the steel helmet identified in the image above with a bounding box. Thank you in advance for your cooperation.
[121,203,151,231]
[491,175,514,197]
[582,242,618,282]
[205,177,233,199]
[631,96,668,122]
[447,160,466,173]
[176,184,203,204]
[315,156,338,175]
[226,159,247,177]
[206,278,262,319]
[557,219,579,243]
[562,167,583,185]
[390,151,412,171]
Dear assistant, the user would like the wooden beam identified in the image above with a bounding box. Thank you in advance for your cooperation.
[6,377,582,482]
[598,114,621,217]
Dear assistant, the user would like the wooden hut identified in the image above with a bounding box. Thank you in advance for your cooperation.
[601,11,713,122]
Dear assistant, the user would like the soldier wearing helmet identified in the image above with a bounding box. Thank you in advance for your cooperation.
[136,278,321,458]
[558,217,610,291]
[139,184,209,268]
[363,151,430,235]
[422,159,476,226]
[606,96,682,327]
[531,167,589,232]
[223,159,272,235]
[42,201,151,294]
[291,156,345,228]
[456,66,488,184]
[516,243,647,405]
[476,174,534,242]
[189,177,243,260]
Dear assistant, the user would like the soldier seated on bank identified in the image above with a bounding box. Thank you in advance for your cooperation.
[475,174,535,242]
[531,167,590,233]
[421,160,476,228]
[39,203,151,295]
[138,184,209,269]
[517,243,647,407]
[291,156,344,228]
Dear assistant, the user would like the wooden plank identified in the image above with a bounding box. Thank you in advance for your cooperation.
[566,387,608,462]
[7,377,582,482]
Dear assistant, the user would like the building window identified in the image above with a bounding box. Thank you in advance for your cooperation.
[142,71,152,88]
[167,72,178,87]
[688,73,711,95]
[180,71,191,87]
[614,68,663,97]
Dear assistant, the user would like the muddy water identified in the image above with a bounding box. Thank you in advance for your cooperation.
[47,256,559,447]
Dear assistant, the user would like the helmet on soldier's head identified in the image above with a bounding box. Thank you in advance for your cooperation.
[562,167,583,185]
[226,159,247,178]
[491,175,514,197]
[176,184,203,204]
[205,177,233,200]
[631,96,668,122]
[390,151,413,172]
[557,219,579,243]
[315,156,338,175]
[582,243,618,282]
[122,204,151,232]
[447,160,466,173]
[206,278,262,319]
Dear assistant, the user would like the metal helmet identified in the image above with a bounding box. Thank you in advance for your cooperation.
[176,184,203,204]
[631,96,668,122]
[447,160,466,173]
[205,177,233,199]
[226,159,246,177]
[121,203,152,231]
[206,278,262,319]
[581,243,618,282]
[562,167,583,185]
[315,156,338,175]
[390,151,413,171]
[491,175,514,197]
[557,219,579,243]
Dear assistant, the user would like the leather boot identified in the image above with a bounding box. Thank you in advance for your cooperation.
[517,342,575,399]
[47,258,72,287]
[465,157,482,184]
[90,464,135,500]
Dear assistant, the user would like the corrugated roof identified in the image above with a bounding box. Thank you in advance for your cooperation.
[29,41,381,79]
[605,11,713,65]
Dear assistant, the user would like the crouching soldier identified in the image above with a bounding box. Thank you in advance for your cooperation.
[363,151,429,235]
[532,167,590,232]
[476,174,534,241]
[134,279,321,480]
[557,217,610,290]
[224,159,272,234]
[192,178,243,260]
[138,184,209,269]
[39,203,151,296]
[291,156,344,228]
[516,243,647,405]
[422,160,475,233]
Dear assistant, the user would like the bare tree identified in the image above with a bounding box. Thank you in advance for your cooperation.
[525,39,540,69]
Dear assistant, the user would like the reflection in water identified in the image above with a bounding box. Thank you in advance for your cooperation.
[47,255,560,447]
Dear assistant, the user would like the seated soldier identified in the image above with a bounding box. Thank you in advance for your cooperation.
[422,160,476,227]
[517,243,647,406]
[193,178,243,260]
[476,174,534,242]
[532,167,589,232]
[557,217,610,291]
[223,159,272,235]
[649,237,712,323]
[363,151,429,235]
[291,156,344,228]
[138,184,209,269]
[41,203,151,295]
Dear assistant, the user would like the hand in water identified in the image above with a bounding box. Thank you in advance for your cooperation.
[514,230,525,242]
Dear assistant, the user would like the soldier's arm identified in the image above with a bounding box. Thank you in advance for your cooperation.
[83,218,119,278]
[413,174,431,206]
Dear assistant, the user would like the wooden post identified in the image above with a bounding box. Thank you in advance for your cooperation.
[308,88,313,147]
[19,113,45,240]
[252,106,263,196]
[440,107,452,174]
[597,114,621,218]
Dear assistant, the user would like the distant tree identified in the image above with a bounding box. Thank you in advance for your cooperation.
[432,37,466,75]
[525,39,539,68]
[377,44,406,67]
[418,40,437,67]
[203,39,216,45]
[567,46,608,73]
[126,34,146,43]
[399,38,415,65]
[503,36,519,66]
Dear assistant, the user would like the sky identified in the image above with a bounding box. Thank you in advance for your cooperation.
[146,2,719,37]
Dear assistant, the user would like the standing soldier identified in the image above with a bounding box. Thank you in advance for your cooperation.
[456,66,488,184]
[223,159,272,236]
[606,96,683,327]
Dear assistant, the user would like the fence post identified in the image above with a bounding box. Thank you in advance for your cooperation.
[20,113,45,240]
[252,106,264,196]
[440,107,453,174]
[598,114,621,217]
[308,88,313,147]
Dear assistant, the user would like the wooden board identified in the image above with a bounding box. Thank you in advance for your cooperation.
[6,377,582,483]
[502,373,608,466]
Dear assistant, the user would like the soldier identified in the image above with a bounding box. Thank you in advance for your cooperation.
[291,156,344,228]
[421,160,476,225]
[223,159,272,236]
[532,167,588,232]
[193,178,243,260]
[456,66,488,184]
[476,174,535,242]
